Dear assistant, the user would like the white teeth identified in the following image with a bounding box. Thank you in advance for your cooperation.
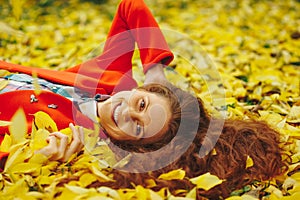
[113,104,121,124]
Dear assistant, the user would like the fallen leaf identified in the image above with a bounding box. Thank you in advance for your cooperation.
[190,172,223,191]
[158,169,186,181]
[246,155,254,169]
[9,108,27,144]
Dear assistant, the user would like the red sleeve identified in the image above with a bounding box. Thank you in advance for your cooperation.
[117,0,174,72]
[0,60,137,95]
[67,0,174,76]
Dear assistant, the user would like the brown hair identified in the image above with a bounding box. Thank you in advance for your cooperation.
[90,83,288,199]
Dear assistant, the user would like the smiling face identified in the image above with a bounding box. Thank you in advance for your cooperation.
[97,89,171,144]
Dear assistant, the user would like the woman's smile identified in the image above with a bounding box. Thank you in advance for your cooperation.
[97,89,171,143]
[112,103,122,125]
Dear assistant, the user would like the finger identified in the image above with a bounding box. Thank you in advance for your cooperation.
[77,126,85,149]
[72,124,84,149]
[62,127,84,161]
[35,136,58,158]
[50,131,69,140]
[66,134,82,156]
[62,143,80,162]
[79,126,84,144]
[47,135,58,149]
[69,123,76,133]
[50,132,69,160]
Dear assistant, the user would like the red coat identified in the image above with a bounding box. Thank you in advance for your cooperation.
[0,90,95,137]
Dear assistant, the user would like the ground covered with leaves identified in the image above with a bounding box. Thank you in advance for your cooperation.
[0,0,300,199]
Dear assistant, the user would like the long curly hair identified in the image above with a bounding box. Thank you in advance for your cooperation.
[90,83,288,199]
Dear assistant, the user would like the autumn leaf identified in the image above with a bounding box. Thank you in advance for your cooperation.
[0,80,9,91]
[97,187,121,199]
[4,143,32,173]
[0,120,11,127]
[9,0,25,20]
[158,169,186,180]
[32,71,42,96]
[287,106,300,123]
[190,172,223,191]
[246,155,254,169]
[225,194,259,200]
[89,164,113,182]
[32,111,58,133]
[9,162,41,174]
[0,134,12,152]
[9,108,27,144]
[59,127,74,144]
[79,173,98,187]
[30,129,50,151]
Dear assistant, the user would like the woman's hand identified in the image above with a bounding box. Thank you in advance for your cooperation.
[35,123,84,162]
[144,63,168,84]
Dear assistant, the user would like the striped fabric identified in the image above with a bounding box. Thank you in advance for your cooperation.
[1,73,73,98]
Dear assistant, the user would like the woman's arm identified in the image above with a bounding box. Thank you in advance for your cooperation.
[144,63,167,84]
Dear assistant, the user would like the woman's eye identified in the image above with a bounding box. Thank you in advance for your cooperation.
[139,99,145,111]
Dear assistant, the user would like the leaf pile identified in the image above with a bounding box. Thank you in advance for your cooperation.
[0,0,300,199]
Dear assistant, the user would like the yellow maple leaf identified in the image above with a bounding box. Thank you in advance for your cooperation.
[97,187,121,200]
[287,105,300,123]
[0,178,28,198]
[0,80,8,91]
[158,169,186,181]
[9,108,27,144]
[246,155,254,169]
[185,187,197,199]
[32,111,58,133]
[32,71,42,96]
[0,69,11,77]
[134,185,151,200]
[84,127,100,153]
[4,144,32,173]
[0,134,12,152]
[264,185,283,199]
[90,164,113,182]
[0,120,11,127]
[9,162,41,174]
[225,194,259,200]
[9,0,25,20]
[79,173,98,187]
[30,129,50,151]
[145,179,156,187]
[59,185,97,199]
[28,153,48,164]
[190,172,223,191]
[59,127,74,144]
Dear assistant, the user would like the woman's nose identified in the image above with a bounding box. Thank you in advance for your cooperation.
[122,106,141,122]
